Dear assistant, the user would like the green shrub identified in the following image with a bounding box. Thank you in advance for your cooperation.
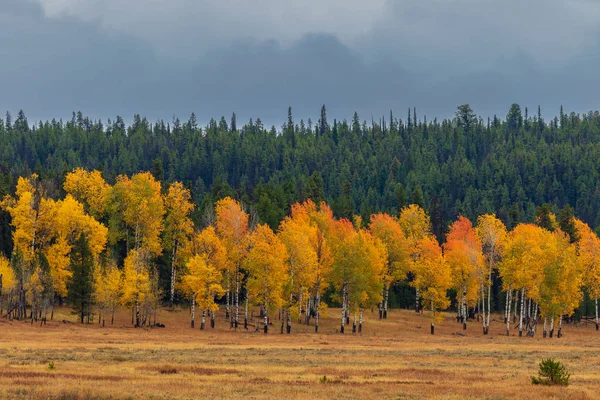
[48,361,55,370]
[319,375,328,384]
[531,358,570,386]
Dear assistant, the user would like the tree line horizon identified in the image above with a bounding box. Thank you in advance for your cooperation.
[0,169,597,338]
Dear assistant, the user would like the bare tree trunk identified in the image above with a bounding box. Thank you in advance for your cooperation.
[513,290,518,324]
[190,297,195,329]
[358,308,363,333]
[170,243,177,307]
[505,289,512,336]
[263,310,268,334]
[315,286,320,333]
[504,288,510,324]
[462,285,467,330]
[226,274,230,321]
[235,263,240,329]
[557,315,563,338]
[518,288,525,337]
[415,288,420,313]
[481,283,486,334]
[543,317,547,338]
[244,294,248,330]
[211,309,215,328]
[298,291,303,324]
[384,287,389,319]
[200,309,206,330]
[340,285,346,334]
[486,267,492,334]
[550,317,555,338]
[595,297,599,331]
[352,314,357,334]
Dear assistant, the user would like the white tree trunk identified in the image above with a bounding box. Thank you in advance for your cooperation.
[518,288,525,337]
[596,297,600,330]
[505,289,511,336]
[191,297,195,329]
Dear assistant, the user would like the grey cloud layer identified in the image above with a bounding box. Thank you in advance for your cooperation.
[2,0,599,124]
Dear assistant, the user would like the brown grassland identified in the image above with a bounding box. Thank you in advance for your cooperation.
[0,307,599,399]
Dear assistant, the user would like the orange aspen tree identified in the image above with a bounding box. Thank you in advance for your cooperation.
[163,182,194,306]
[410,236,452,334]
[215,197,249,329]
[244,224,289,334]
[369,213,410,319]
[185,226,227,328]
[444,216,482,330]
[475,214,507,334]
[399,204,432,313]
[181,255,225,330]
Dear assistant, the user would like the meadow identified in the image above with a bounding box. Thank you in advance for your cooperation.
[0,308,598,400]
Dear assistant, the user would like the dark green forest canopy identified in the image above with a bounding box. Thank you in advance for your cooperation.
[1,104,600,257]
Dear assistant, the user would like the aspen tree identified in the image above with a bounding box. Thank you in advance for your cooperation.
[444,216,482,330]
[499,224,546,337]
[475,214,507,334]
[0,255,16,315]
[399,204,432,313]
[245,224,289,334]
[410,236,452,334]
[185,226,227,328]
[112,173,164,326]
[181,255,225,330]
[163,182,194,306]
[278,205,318,332]
[369,213,410,319]
[574,219,600,331]
[215,197,249,329]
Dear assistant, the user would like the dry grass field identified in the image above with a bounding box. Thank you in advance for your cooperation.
[0,307,599,399]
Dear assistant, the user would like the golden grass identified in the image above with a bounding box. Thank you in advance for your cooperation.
[0,307,598,399]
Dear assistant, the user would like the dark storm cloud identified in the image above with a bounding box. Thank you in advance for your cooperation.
[1,0,599,125]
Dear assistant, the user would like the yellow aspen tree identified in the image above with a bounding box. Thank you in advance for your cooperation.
[575,219,600,331]
[121,250,151,326]
[328,217,356,333]
[2,175,55,320]
[399,204,432,313]
[112,172,164,327]
[215,197,249,329]
[278,206,318,333]
[94,261,122,326]
[444,216,483,330]
[538,230,582,338]
[244,224,289,334]
[302,200,334,333]
[0,254,16,315]
[349,228,387,334]
[163,182,194,306]
[64,168,111,218]
[185,226,227,328]
[181,255,225,330]
[475,214,507,334]
[499,224,546,337]
[410,236,452,334]
[369,213,410,319]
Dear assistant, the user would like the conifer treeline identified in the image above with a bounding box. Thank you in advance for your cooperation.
[2,104,600,262]
[0,170,598,337]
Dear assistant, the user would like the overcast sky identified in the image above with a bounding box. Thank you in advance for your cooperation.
[2,0,600,126]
